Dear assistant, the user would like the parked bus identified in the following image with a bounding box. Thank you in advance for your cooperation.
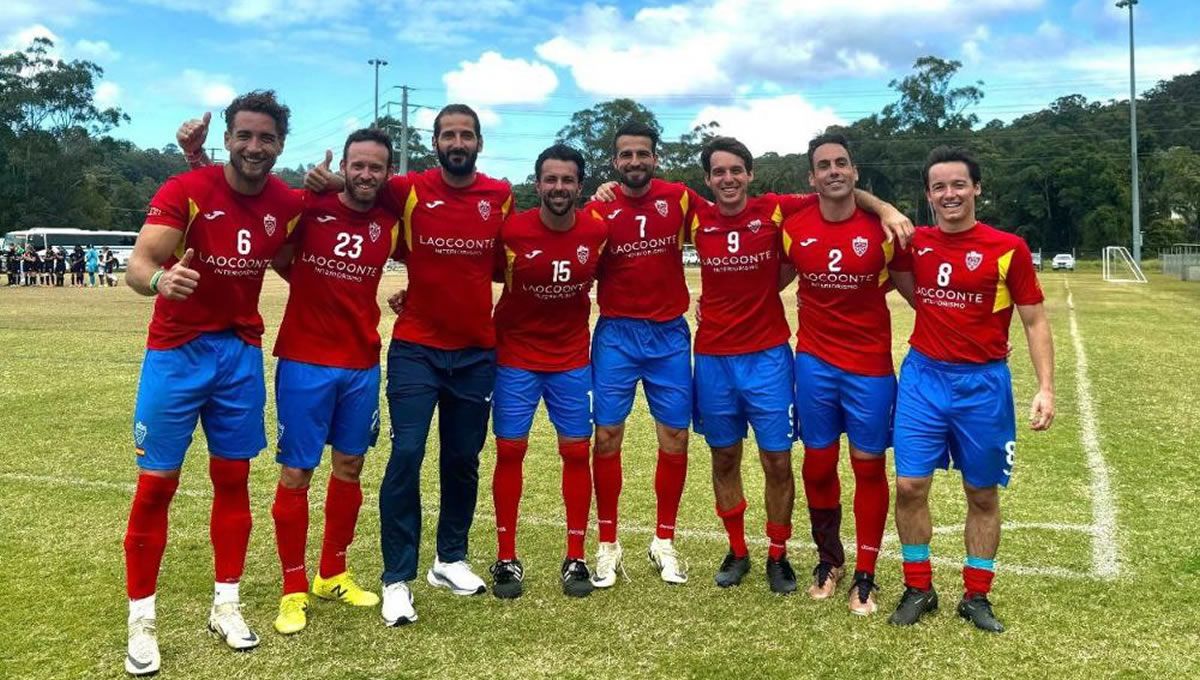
[2,228,139,269]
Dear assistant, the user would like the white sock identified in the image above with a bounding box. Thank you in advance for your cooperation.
[213,582,240,606]
[129,595,156,623]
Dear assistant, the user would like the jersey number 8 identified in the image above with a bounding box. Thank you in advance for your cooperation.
[937,262,952,287]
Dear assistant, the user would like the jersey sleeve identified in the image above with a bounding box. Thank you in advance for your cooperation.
[144,176,190,230]
[383,174,411,215]
[889,241,913,272]
[1005,240,1045,306]
[779,192,818,218]
[286,190,312,244]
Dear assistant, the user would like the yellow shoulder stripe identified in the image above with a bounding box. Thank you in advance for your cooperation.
[993,249,1014,312]
[504,246,516,289]
[403,187,419,252]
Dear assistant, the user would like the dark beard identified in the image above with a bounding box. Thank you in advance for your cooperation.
[438,147,478,177]
[620,169,651,189]
[542,192,575,216]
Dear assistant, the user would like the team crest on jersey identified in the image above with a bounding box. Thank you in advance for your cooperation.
[655,199,669,217]
[965,250,983,271]
[576,245,590,264]
[263,214,277,237]
[747,219,763,233]
[852,236,869,257]
[134,421,148,446]
[369,221,381,243]
[478,200,492,221]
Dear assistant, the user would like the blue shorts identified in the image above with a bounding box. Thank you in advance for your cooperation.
[132,331,266,470]
[493,365,592,440]
[693,344,794,452]
[893,349,1017,488]
[592,315,691,429]
[794,352,895,454]
[274,359,381,469]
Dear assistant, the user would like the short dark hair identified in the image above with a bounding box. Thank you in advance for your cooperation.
[701,136,753,174]
[612,120,660,154]
[343,128,394,169]
[923,146,981,188]
[807,132,852,171]
[433,104,481,139]
[535,143,586,183]
[225,89,290,138]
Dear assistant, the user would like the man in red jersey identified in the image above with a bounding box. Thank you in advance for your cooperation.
[488,143,608,599]
[781,133,914,614]
[123,91,302,676]
[305,105,513,625]
[888,146,1054,633]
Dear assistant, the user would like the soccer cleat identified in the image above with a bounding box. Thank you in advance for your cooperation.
[714,551,751,588]
[313,571,380,607]
[888,586,939,626]
[208,602,260,650]
[591,541,624,588]
[426,558,487,595]
[381,581,418,626]
[273,593,309,635]
[561,559,595,598]
[648,537,688,585]
[765,556,798,594]
[125,616,160,676]
[490,559,525,600]
[848,571,879,616]
[808,561,845,600]
[957,594,1005,633]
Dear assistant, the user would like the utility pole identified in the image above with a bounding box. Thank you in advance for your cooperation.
[368,58,388,125]
[398,85,411,174]
[1116,0,1141,261]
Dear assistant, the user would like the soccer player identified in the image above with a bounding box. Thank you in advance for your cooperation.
[306,104,513,625]
[122,91,302,676]
[781,133,914,614]
[888,146,1054,633]
[488,144,608,599]
[585,121,701,587]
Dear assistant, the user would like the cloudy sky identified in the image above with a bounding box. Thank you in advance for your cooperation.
[4,0,1198,181]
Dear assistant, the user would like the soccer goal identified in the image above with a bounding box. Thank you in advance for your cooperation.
[1102,246,1147,283]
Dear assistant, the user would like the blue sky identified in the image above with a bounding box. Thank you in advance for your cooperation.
[4,0,1198,182]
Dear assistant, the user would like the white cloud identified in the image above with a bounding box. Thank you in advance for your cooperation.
[690,95,846,157]
[384,0,533,48]
[74,38,119,62]
[94,81,120,108]
[173,69,238,108]
[1062,44,1200,90]
[137,0,361,26]
[2,24,60,54]
[0,1,101,33]
[443,51,558,105]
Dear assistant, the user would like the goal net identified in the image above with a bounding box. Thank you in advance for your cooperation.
[1102,246,1147,283]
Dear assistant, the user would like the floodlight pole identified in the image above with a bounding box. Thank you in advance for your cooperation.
[368,58,388,125]
[1117,0,1141,262]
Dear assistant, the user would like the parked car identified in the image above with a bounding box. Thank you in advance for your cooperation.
[1052,253,1076,271]
[1031,251,1043,271]
[682,245,700,266]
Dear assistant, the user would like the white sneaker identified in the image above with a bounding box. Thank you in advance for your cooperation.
[381,581,418,626]
[125,616,160,676]
[592,541,624,588]
[207,602,260,650]
[426,558,487,595]
[648,537,689,584]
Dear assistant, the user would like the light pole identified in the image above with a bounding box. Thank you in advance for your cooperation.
[1116,0,1140,261]
[368,58,388,125]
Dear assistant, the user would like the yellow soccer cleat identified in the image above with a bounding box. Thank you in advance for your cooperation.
[313,571,380,607]
[273,593,309,635]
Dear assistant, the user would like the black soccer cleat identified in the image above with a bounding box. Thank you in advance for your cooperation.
[765,556,798,594]
[714,551,751,588]
[888,586,939,626]
[957,594,1005,633]
[490,559,525,600]
[561,559,595,598]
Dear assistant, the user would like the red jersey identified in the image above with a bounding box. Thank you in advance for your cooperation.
[691,193,815,355]
[907,223,1044,363]
[587,179,701,321]
[782,205,912,376]
[273,191,401,369]
[494,208,609,372]
[387,169,513,350]
[143,165,302,349]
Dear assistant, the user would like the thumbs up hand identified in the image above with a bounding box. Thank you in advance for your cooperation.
[158,248,201,300]
[177,112,212,155]
[305,149,344,193]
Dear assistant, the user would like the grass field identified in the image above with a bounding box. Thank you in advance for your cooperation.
[1,268,1198,679]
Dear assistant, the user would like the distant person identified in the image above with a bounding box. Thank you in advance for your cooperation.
[70,245,85,286]
[102,247,118,286]
[23,248,38,286]
[85,245,99,287]
[54,247,67,287]
[4,245,16,286]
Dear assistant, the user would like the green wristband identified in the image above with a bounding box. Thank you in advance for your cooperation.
[150,269,164,294]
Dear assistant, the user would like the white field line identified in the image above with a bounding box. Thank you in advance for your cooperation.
[1066,282,1121,579]
[2,472,1096,580]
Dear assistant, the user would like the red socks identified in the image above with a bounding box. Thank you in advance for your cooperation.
[717,498,749,558]
[850,455,889,575]
[209,457,252,584]
[559,440,592,559]
[593,449,622,543]
[766,521,792,561]
[319,476,363,579]
[124,474,179,599]
[963,566,996,598]
[903,559,934,591]
[493,438,528,561]
[271,483,309,595]
[654,450,687,540]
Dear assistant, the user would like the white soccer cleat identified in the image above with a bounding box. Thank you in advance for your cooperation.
[207,602,260,651]
[591,540,624,588]
[648,537,689,585]
[381,581,418,626]
[125,616,160,676]
[426,558,487,595]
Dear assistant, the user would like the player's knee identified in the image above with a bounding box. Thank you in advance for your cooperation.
[964,485,999,514]
[760,452,794,481]
[279,465,313,489]
[496,438,528,463]
[209,456,249,488]
[895,476,931,503]
[594,424,624,455]
[330,453,363,482]
[558,438,590,463]
[656,424,688,454]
